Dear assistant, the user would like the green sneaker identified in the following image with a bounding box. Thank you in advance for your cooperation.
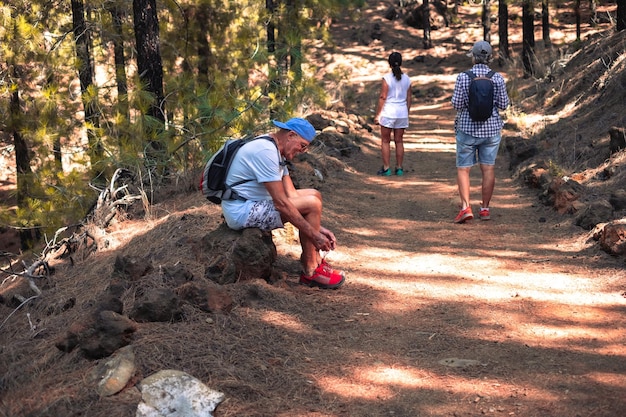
[377,167,391,176]
[395,167,404,176]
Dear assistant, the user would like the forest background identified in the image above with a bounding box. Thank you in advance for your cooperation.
[1,0,624,252]
[1,0,626,416]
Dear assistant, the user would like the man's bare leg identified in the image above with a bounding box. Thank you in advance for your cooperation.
[479,164,496,208]
[456,167,472,209]
[288,189,323,275]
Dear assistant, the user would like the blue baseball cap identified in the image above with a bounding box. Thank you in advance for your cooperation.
[272,118,316,142]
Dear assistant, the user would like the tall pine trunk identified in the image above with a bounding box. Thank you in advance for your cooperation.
[619,0,626,31]
[422,0,432,49]
[522,0,535,76]
[71,0,103,174]
[10,77,36,249]
[498,0,510,62]
[133,0,166,170]
[266,0,281,118]
[482,0,491,42]
[542,0,551,47]
[108,4,129,122]
[575,0,582,41]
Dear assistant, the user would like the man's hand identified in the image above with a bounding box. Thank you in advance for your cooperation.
[319,226,337,250]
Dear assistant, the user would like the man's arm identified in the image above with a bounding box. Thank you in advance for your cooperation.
[263,179,333,251]
[495,74,510,110]
[451,73,468,111]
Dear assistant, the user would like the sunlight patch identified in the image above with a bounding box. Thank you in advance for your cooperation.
[314,375,395,400]
[260,311,311,334]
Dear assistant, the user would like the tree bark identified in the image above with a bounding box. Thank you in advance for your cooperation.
[422,0,433,49]
[267,0,280,118]
[266,0,276,53]
[498,0,510,62]
[71,0,103,167]
[617,0,625,31]
[287,0,303,82]
[423,0,433,49]
[482,0,491,42]
[522,0,535,76]
[589,0,597,26]
[132,0,166,168]
[542,0,551,47]
[132,0,165,124]
[194,5,212,81]
[10,75,36,249]
[575,0,581,41]
[107,4,129,121]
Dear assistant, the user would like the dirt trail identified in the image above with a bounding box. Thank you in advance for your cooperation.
[266,7,626,416]
[298,74,626,416]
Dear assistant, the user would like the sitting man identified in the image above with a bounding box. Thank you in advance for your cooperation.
[221,117,346,289]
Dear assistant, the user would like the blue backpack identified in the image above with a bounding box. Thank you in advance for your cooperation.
[465,70,495,122]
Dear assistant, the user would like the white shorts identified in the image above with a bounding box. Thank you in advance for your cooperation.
[242,200,284,231]
[379,116,409,129]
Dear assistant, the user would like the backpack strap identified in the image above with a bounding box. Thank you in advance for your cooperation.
[227,135,278,201]
[465,69,495,79]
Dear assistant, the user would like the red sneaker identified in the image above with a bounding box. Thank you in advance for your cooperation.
[454,207,473,223]
[300,261,345,289]
[479,207,491,220]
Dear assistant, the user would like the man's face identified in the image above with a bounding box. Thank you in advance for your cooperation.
[285,131,309,160]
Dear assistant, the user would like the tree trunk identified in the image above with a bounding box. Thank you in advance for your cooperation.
[108,4,129,121]
[267,0,280,118]
[522,0,535,76]
[589,0,597,26]
[285,0,302,82]
[542,0,551,47]
[498,0,510,62]
[10,77,36,249]
[266,0,276,53]
[271,0,291,117]
[71,0,103,168]
[194,5,212,81]
[575,0,581,41]
[133,0,165,124]
[423,0,433,49]
[617,0,625,31]
[132,0,166,167]
[482,0,491,42]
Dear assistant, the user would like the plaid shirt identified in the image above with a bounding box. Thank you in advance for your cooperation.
[451,63,509,138]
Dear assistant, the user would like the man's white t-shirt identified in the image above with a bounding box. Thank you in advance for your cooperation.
[221,137,287,229]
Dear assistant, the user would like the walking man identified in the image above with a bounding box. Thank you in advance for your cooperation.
[451,41,510,223]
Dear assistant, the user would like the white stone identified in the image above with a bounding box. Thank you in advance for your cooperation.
[136,370,225,417]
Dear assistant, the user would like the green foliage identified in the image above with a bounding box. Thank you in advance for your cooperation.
[548,159,566,178]
[0,0,364,248]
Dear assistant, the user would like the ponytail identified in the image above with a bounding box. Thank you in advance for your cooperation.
[391,66,402,81]
[388,52,403,81]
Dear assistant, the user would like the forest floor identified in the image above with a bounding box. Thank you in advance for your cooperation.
[1,1,626,417]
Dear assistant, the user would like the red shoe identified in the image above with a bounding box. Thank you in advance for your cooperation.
[300,261,345,289]
[479,207,491,220]
[454,207,473,223]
